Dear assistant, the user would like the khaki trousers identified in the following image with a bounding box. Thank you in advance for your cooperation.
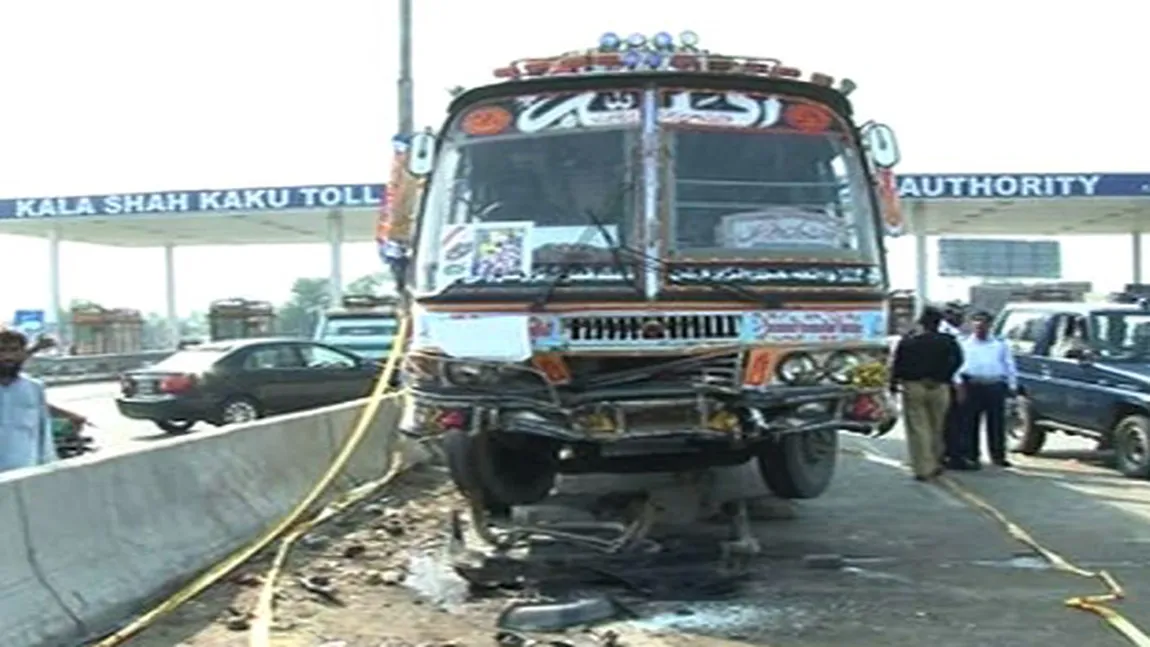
[901,380,951,478]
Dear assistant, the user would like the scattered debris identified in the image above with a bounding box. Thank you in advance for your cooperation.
[403,549,470,608]
[298,574,343,605]
[221,607,251,631]
[497,595,627,632]
[802,553,845,570]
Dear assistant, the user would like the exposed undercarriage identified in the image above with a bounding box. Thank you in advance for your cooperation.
[400,345,895,554]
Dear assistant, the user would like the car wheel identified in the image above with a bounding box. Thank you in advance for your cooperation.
[220,397,261,426]
[757,429,838,499]
[1010,398,1046,456]
[156,419,195,434]
[1113,415,1150,478]
[441,429,558,512]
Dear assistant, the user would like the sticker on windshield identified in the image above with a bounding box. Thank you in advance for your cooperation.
[453,91,642,137]
[782,102,833,133]
[658,90,843,133]
[461,105,513,136]
[717,207,850,249]
[472,222,532,278]
[434,221,534,287]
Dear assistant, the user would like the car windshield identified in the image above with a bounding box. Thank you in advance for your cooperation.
[319,315,396,359]
[321,316,398,337]
[415,95,638,293]
[669,126,877,261]
[1089,311,1150,360]
[149,348,227,373]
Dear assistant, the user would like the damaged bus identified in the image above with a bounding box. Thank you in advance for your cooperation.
[384,31,905,520]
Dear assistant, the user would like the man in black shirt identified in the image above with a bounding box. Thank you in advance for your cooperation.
[890,307,965,481]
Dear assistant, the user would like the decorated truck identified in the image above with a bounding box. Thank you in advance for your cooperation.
[380,32,904,523]
[207,298,275,341]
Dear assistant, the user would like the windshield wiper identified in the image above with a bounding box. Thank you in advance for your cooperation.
[529,185,643,312]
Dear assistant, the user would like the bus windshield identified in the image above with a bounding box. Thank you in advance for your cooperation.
[669,127,877,262]
[415,127,636,293]
[413,88,880,294]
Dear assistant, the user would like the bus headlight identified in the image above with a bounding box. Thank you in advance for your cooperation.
[777,352,820,385]
[825,351,863,385]
[443,362,501,387]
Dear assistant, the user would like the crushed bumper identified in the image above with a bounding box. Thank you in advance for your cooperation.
[402,382,895,443]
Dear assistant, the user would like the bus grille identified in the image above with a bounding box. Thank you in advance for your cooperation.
[562,314,743,344]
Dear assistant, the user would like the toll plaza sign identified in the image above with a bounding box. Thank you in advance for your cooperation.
[0,184,384,219]
[897,173,1150,200]
[4,173,1150,220]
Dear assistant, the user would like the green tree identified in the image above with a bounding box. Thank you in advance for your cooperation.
[345,272,391,296]
[181,310,208,338]
[277,277,331,337]
[141,312,168,349]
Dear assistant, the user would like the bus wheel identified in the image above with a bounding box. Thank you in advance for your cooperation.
[757,430,838,499]
[442,429,558,512]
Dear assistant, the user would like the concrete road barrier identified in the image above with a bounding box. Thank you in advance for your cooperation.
[0,396,413,647]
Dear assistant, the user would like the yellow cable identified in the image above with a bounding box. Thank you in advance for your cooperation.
[91,316,410,647]
[853,446,1150,647]
[247,451,406,647]
[935,476,1150,647]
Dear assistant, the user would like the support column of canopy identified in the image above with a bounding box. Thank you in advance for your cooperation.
[164,244,179,347]
[327,210,344,306]
[47,226,63,339]
[1133,231,1143,285]
[911,202,929,316]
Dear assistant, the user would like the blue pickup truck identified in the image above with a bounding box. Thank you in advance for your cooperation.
[997,301,1150,478]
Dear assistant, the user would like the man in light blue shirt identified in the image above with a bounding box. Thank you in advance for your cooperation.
[0,329,58,472]
[955,311,1018,468]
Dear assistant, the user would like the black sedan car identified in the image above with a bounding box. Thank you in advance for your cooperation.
[116,338,387,434]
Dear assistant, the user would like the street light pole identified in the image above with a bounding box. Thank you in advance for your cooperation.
[397,0,414,136]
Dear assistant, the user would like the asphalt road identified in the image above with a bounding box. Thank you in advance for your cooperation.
[685,430,1147,647]
[45,381,1150,645]
[126,426,1150,647]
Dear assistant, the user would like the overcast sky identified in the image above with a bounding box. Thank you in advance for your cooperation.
[1,0,1147,316]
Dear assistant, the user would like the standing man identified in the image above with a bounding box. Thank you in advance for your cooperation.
[939,302,977,470]
[0,329,59,472]
[940,301,965,336]
[957,311,1018,468]
[890,307,965,481]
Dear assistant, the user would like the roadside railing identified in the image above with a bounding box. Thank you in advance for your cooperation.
[27,351,173,386]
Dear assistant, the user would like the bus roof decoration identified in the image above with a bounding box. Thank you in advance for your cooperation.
[491,31,857,96]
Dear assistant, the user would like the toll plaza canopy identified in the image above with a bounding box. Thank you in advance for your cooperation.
[2,173,1150,336]
[0,183,382,245]
[897,173,1150,235]
[2,174,1150,245]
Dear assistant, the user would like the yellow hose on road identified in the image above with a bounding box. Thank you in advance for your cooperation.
[853,445,1150,647]
[247,450,407,647]
[91,316,410,646]
[936,476,1150,647]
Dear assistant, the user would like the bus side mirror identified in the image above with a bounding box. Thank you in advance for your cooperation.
[406,132,437,176]
[862,123,901,168]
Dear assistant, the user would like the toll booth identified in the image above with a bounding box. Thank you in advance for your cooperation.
[969,281,1093,317]
[208,298,275,341]
[887,290,916,335]
[70,304,144,356]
